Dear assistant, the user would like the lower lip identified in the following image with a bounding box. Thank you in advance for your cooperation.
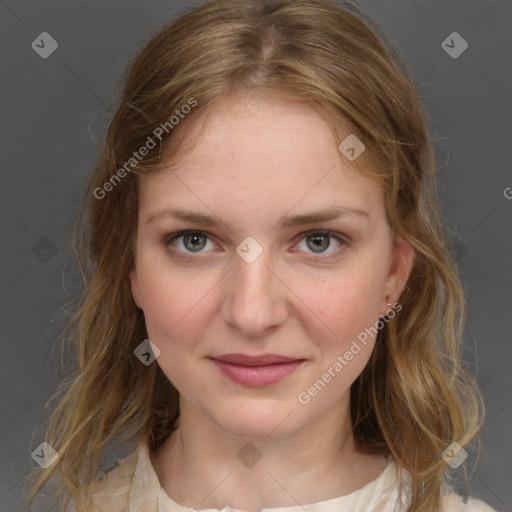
[211,359,304,387]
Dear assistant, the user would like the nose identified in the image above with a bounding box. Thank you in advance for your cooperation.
[221,244,289,337]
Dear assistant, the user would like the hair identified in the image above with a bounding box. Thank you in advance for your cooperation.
[25,0,485,511]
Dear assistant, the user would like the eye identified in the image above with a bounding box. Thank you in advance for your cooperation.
[293,230,347,261]
[164,229,348,261]
[165,230,216,257]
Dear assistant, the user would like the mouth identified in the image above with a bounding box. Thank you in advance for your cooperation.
[208,353,306,387]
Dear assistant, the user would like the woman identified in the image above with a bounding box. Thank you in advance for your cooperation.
[25,0,496,511]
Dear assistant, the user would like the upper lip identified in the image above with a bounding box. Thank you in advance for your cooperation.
[210,353,303,366]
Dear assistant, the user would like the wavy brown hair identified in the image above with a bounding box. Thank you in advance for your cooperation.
[25,0,484,510]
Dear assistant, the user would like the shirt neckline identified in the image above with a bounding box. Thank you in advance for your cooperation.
[129,440,399,512]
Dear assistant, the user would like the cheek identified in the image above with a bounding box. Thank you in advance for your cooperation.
[295,271,384,403]
[134,252,218,344]
[299,264,384,342]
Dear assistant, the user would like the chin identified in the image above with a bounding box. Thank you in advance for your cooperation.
[213,403,298,439]
[222,421,284,440]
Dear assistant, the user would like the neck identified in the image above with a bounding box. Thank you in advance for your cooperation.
[150,393,389,510]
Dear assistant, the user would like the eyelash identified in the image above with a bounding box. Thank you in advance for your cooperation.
[163,229,349,262]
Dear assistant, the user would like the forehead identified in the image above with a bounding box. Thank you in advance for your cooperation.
[165,94,343,170]
[138,94,384,226]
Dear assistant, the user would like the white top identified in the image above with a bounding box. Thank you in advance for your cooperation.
[76,440,497,512]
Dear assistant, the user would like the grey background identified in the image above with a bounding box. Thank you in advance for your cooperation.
[0,0,511,510]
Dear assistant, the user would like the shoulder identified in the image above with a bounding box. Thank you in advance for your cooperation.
[441,492,498,512]
[73,444,141,512]
[388,465,498,512]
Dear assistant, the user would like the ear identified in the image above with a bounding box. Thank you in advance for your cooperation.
[129,267,143,310]
[379,235,415,315]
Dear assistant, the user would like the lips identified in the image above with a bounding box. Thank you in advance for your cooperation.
[209,353,305,387]
[211,353,301,366]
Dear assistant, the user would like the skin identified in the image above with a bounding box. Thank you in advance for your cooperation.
[130,93,414,510]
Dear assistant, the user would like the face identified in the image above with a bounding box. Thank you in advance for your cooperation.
[130,94,413,439]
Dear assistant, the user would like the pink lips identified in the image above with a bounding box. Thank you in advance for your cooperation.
[209,353,305,387]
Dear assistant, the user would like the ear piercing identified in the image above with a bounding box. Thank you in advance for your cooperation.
[379,302,394,320]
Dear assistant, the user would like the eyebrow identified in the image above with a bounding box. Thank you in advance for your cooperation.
[146,206,369,232]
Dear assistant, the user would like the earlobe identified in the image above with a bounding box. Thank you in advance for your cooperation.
[381,236,415,313]
[129,268,143,309]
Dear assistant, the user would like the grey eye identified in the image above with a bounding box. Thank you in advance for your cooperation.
[306,233,331,253]
[182,232,208,252]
